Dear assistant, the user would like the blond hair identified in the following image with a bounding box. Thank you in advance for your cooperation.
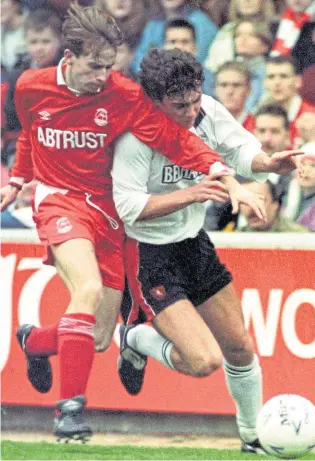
[63,1,123,57]
[229,0,276,23]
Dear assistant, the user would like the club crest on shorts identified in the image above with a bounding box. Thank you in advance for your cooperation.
[56,217,73,234]
[94,108,108,127]
[149,285,166,300]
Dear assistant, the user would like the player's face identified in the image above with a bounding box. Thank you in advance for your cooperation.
[64,47,116,94]
[164,27,196,55]
[103,0,132,18]
[254,114,288,155]
[26,27,61,68]
[215,70,250,115]
[240,182,279,230]
[264,63,300,104]
[298,158,315,190]
[155,88,202,128]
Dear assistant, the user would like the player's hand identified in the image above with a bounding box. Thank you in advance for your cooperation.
[0,184,20,211]
[221,176,266,220]
[267,150,304,175]
[191,172,229,203]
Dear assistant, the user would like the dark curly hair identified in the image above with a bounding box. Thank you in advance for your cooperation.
[139,48,204,102]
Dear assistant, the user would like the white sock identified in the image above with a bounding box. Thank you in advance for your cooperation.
[127,324,175,369]
[224,354,263,443]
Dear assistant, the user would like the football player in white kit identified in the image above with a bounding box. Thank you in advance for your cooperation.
[111,48,301,454]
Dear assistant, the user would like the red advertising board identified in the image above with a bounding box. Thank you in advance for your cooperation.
[1,242,315,413]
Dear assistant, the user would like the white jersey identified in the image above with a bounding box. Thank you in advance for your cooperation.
[112,94,267,244]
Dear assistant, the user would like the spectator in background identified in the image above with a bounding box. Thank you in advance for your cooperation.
[263,56,315,147]
[300,63,315,105]
[254,104,292,184]
[96,0,146,51]
[204,102,296,231]
[296,111,315,151]
[214,62,255,132]
[1,0,26,73]
[292,18,315,74]
[190,0,230,28]
[29,0,94,16]
[204,0,275,73]
[113,42,136,79]
[205,63,257,232]
[131,0,218,73]
[236,20,272,111]
[295,153,315,231]
[270,0,315,68]
[284,115,315,229]
[237,179,309,232]
[3,8,63,168]
[163,19,214,95]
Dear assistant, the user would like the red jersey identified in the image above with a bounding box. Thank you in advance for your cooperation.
[11,62,225,196]
[288,96,315,148]
[242,113,256,134]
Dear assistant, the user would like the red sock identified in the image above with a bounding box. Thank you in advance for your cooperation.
[58,313,96,400]
[26,323,58,356]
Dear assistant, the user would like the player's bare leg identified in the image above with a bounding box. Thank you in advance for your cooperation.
[152,300,222,376]
[94,287,123,352]
[118,283,264,453]
[51,238,105,442]
[197,282,264,452]
[118,299,222,395]
[18,238,107,442]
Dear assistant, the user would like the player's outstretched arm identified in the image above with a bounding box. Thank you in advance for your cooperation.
[137,172,229,221]
[251,150,304,175]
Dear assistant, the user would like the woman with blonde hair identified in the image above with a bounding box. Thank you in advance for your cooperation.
[204,0,275,73]
[95,0,146,49]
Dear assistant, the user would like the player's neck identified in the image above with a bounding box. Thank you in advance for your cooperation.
[64,66,83,96]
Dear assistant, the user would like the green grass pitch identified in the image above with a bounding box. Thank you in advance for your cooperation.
[2,441,315,461]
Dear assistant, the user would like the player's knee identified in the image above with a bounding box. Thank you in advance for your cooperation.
[188,352,222,377]
[224,331,254,365]
[77,279,103,306]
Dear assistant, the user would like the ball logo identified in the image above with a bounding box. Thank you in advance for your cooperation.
[94,108,108,127]
[56,217,73,234]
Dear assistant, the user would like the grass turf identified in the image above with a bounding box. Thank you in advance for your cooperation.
[2,441,315,461]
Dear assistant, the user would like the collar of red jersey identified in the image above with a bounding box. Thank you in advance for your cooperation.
[57,58,68,86]
[56,58,101,95]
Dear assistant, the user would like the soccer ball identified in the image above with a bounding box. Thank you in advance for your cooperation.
[256,394,315,459]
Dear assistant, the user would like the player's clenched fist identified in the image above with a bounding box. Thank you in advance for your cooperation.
[0,184,20,211]
[190,172,229,203]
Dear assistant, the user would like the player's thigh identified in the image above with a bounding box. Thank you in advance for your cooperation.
[52,238,102,295]
[94,286,123,352]
[152,299,222,365]
[197,282,254,363]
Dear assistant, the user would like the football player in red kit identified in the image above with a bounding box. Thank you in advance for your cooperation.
[0,2,267,442]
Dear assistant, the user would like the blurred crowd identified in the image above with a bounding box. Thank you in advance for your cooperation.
[1,0,315,232]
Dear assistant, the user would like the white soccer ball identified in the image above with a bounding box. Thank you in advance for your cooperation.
[256,394,315,459]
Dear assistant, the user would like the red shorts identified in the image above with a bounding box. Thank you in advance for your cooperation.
[32,183,125,290]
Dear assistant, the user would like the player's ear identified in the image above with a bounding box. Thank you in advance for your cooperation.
[64,49,74,65]
[154,100,162,109]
